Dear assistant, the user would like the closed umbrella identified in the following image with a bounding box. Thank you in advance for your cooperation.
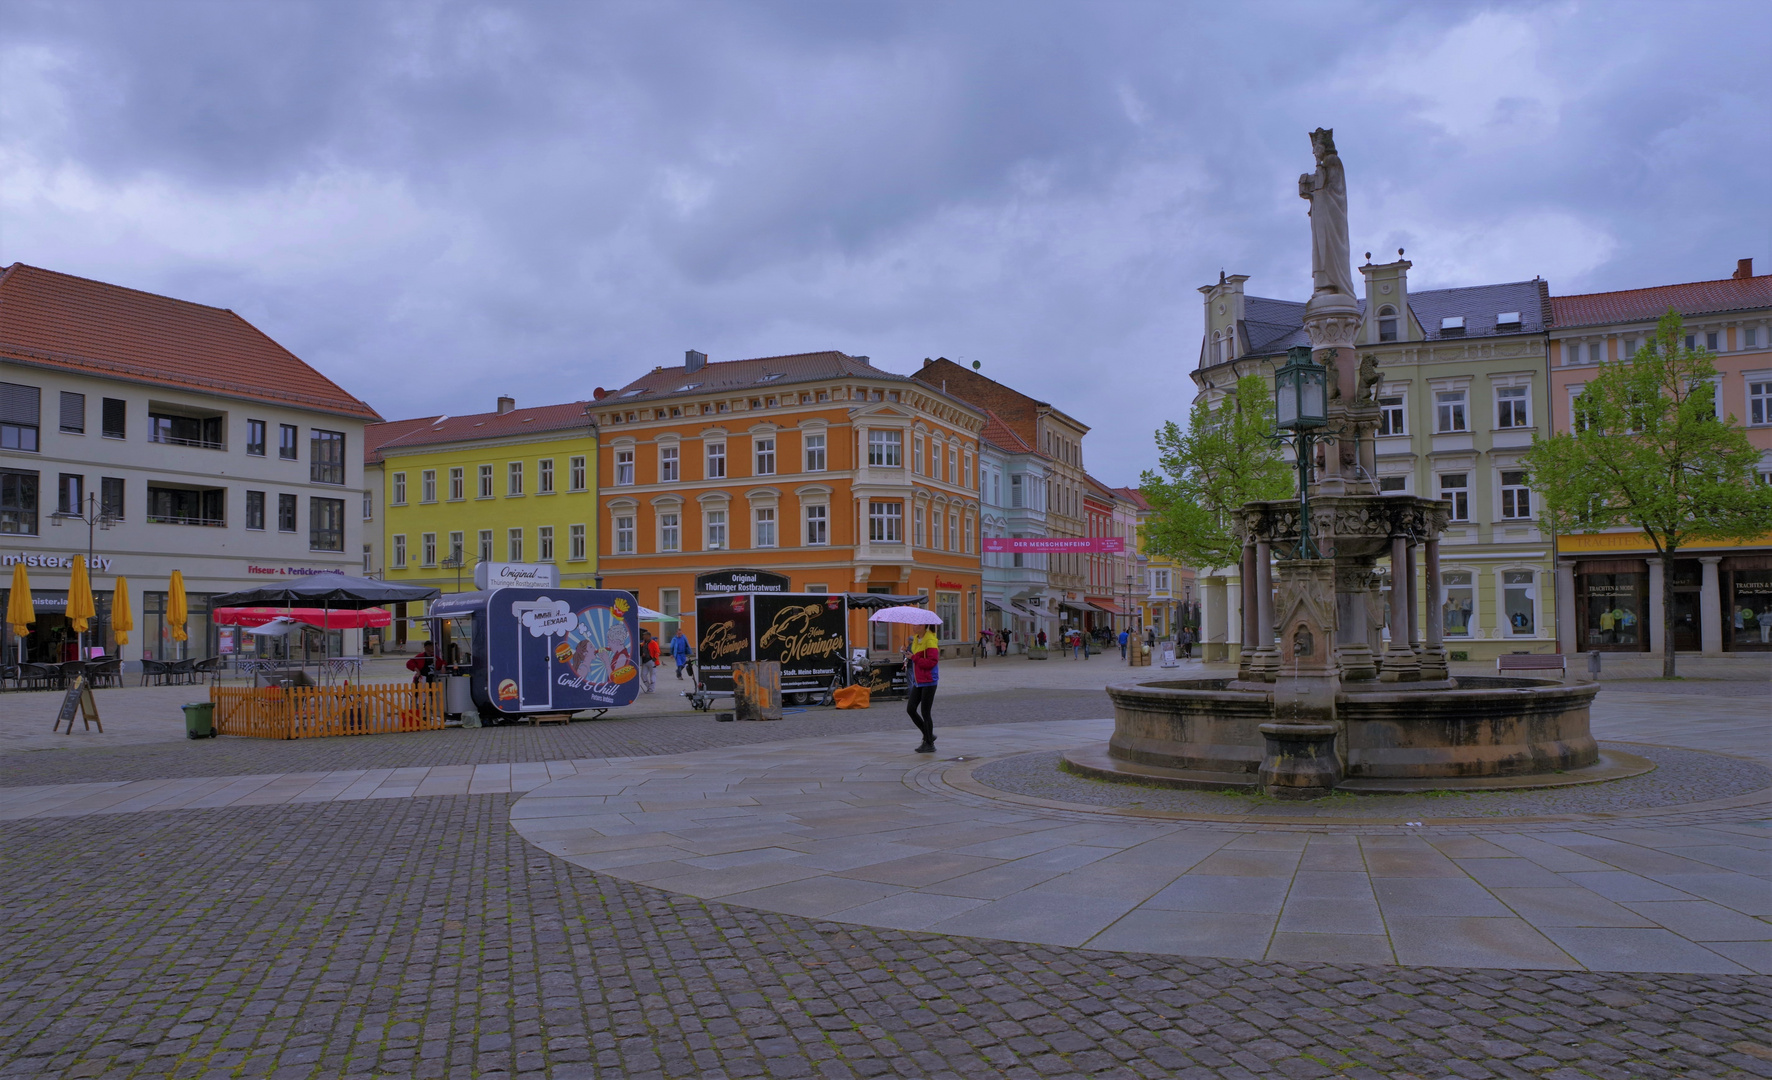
[7,563,32,663]
[111,577,133,646]
[67,555,96,659]
[168,570,189,658]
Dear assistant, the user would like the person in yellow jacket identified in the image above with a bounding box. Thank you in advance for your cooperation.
[906,627,941,753]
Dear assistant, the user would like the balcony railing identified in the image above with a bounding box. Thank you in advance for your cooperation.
[149,432,226,450]
[147,513,226,527]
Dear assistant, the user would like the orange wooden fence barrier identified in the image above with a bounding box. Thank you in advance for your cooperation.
[210,683,446,739]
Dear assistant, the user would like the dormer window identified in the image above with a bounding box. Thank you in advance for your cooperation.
[757,373,784,383]
[1440,316,1465,336]
[1496,311,1521,329]
[618,388,647,399]
[1378,306,1398,342]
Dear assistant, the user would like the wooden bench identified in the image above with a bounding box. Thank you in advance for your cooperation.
[1496,653,1565,674]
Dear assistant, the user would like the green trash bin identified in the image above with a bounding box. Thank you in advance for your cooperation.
[183,701,215,740]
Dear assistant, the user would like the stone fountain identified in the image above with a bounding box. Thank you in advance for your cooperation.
[1066,129,1603,798]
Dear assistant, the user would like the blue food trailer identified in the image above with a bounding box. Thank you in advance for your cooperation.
[427,587,642,722]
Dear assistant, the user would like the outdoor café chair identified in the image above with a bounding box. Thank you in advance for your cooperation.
[139,658,171,686]
[89,658,124,688]
[192,656,227,684]
[17,663,56,690]
[166,658,198,685]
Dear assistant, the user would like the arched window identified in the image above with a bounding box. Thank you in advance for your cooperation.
[1211,330,1223,364]
[1378,306,1398,343]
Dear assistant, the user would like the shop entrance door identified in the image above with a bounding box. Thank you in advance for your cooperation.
[1667,560,1702,652]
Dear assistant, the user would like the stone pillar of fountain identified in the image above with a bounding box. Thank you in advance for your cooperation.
[1261,557,1341,797]
[1406,541,1420,655]
[1420,537,1449,680]
[1238,540,1259,679]
[1249,539,1280,681]
[1203,575,1229,662]
[1380,535,1422,682]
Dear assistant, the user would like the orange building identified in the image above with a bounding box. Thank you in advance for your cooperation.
[593,351,987,655]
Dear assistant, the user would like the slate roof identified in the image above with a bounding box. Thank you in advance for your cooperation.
[1242,296,1310,354]
[1551,274,1772,329]
[601,351,911,404]
[0,263,379,421]
[1226,279,1551,362]
[372,401,593,454]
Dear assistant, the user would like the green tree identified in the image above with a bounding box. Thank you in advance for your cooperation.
[1524,311,1772,677]
[1140,374,1292,570]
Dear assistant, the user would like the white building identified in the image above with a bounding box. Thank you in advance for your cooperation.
[0,264,380,666]
[977,408,1056,644]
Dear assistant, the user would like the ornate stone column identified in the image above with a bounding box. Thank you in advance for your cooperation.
[1250,540,1279,681]
[1405,541,1420,653]
[1380,535,1421,681]
[1420,537,1448,680]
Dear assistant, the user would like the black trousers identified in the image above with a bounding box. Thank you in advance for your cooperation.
[906,684,936,742]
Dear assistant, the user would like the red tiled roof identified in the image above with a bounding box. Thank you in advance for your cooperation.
[1112,486,1152,511]
[0,263,380,420]
[364,415,443,463]
[373,400,593,454]
[1551,274,1772,329]
[978,406,1037,455]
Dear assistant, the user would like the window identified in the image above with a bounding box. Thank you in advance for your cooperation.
[964,514,974,553]
[0,382,41,452]
[448,531,464,564]
[659,445,679,481]
[912,436,924,474]
[150,410,224,449]
[1622,337,1640,360]
[948,512,958,551]
[804,432,826,472]
[538,525,555,562]
[57,473,84,515]
[615,449,635,486]
[392,472,407,505]
[1152,569,1170,592]
[1500,471,1531,519]
[1503,570,1536,635]
[929,441,941,478]
[1744,328,1759,349]
[0,469,38,534]
[310,497,344,551]
[508,462,524,496]
[100,476,124,519]
[421,469,437,503]
[246,490,265,530]
[914,505,926,546]
[1706,332,1720,352]
[449,467,464,500]
[755,437,776,475]
[569,523,587,560]
[507,527,523,561]
[102,398,127,439]
[1443,571,1474,637]
[705,509,727,550]
[478,464,494,498]
[1750,381,1771,426]
[613,513,636,554]
[750,505,777,547]
[422,533,437,567]
[1378,395,1406,436]
[659,512,680,552]
[570,455,587,491]
[59,391,85,434]
[362,488,373,520]
[147,485,225,526]
[931,508,943,550]
[868,429,902,467]
[869,501,903,542]
[660,589,680,620]
[479,530,493,563]
[1440,474,1470,521]
[278,493,297,532]
[1435,390,1467,432]
[948,447,958,485]
[539,458,555,494]
[363,545,373,574]
[279,423,298,460]
[392,534,407,568]
[805,504,827,545]
[1496,386,1530,428]
[964,453,973,489]
[1011,474,1024,508]
[1441,316,1465,335]
[310,430,345,484]
[246,419,265,456]
[936,592,960,642]
[1378,476,1406,492]
[706,441,726,479]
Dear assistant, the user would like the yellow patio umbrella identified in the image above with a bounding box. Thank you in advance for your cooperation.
[7,564,34,655]
[168,570,189,654]
[111,576,134,646]
[66,555,96,636]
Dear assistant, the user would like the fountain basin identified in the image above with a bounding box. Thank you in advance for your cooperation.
[1099,676,1601,788]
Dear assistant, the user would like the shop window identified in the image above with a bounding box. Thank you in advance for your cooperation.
[804,433,826,472]
[0,468,39,535]
[936,592,960,642]
[1503,570,1536,635]
[1442,571,1474,637]
[1729,567,1772,648]
[804,505,827,545]
[1581,571,1645,649]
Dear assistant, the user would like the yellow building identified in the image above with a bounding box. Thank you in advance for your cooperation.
[365,397,599,646]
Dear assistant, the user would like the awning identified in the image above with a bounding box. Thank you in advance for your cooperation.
[983,599,1004,612]
[843,593,928,610]
[1090,599,1129,616]
[214,607,393,630]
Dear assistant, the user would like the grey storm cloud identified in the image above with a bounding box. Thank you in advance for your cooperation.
[2,0,1768,482]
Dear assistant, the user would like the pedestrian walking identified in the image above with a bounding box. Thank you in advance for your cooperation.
[906,626,940,753]
[1118,628,1129,658]
[1180,627,1195,659]
[637,630,658,693]
[1145,627,1156,649]
[672,629,692,679]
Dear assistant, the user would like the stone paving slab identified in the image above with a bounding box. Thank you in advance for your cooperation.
[506,719,1772,974]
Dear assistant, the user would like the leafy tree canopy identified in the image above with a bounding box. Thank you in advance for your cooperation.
[1140,373,1292,569]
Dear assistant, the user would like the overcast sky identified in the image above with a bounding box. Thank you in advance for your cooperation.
[3,0,1768,484]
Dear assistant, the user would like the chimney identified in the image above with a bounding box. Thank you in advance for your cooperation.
[685,349,707,373]
[1735,258,1754,280]
[497,396,515,415]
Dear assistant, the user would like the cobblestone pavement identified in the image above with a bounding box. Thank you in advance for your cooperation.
[5,794,1772,1080]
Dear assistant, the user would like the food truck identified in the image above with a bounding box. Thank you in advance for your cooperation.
[427,586,642,722]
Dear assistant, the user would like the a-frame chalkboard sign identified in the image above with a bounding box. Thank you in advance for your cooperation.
[54,675,103,734]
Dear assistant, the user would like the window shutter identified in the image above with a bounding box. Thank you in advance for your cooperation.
[102,398,127,438]
[60,392,86,433]
[0,382,40,425]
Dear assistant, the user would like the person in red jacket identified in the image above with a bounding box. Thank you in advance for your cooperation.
[906,627,940,753]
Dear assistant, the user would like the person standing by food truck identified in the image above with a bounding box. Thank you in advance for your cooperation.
[907,626,940,753]
[672,628,692,679]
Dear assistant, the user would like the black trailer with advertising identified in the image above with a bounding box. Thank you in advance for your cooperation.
[684,569,926,712]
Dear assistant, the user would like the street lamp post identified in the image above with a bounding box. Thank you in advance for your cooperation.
[51,490,120,658]
[1272,345,1331,558]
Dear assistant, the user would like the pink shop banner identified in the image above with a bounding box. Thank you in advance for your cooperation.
[982,537,1125,554]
